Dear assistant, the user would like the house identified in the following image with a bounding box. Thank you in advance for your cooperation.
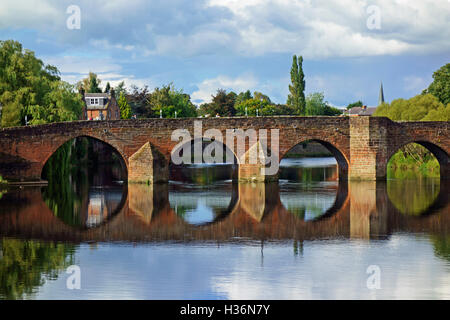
[344,82,385,116]
[344,105,378,116]
[80,89,120,121]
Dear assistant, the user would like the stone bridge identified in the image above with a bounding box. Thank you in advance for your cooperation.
[0,116,448,182]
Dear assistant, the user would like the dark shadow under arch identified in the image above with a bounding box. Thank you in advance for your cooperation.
[41,135,128,179]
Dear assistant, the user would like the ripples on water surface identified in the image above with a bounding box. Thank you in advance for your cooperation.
[0,157,449,299]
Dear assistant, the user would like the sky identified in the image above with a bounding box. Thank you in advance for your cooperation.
[0,0,449,107]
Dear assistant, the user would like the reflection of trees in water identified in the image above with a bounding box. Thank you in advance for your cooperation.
[0,238,76,300]
[431,235,450,262]
[388,179,440,216]
[279,166,337,182]
[170,164,235,184]
[42,137,126,228]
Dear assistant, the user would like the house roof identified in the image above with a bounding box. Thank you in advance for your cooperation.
[84,93,110,98]
[345,106,378,116]
[84,93,112,110]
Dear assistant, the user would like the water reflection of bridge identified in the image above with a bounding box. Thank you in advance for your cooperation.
[0,180,448,242]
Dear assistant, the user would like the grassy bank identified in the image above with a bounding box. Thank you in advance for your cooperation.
[387,145,440,179]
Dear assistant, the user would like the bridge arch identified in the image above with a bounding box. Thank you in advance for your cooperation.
[41,134,128,179]
[280,138,349,180]
[386,140,449,179]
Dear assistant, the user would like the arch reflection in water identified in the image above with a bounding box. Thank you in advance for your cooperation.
[279,157,339,221]
[387,178,441,216]
[43,184,127,229]
[169,181,236,226]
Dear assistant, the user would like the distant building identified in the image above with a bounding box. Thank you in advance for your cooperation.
[378,82,385,106]
[344,82,385,116]
[344,105,378,116]
[80,89,120,121]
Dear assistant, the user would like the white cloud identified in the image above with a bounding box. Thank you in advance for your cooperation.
[1,0,449,59]
[44,55,154,90]
[191,74,259,104]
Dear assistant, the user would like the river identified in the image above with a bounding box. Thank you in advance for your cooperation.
[0,157,448,299]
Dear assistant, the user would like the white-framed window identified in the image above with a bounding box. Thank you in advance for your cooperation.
[89,98,99,105]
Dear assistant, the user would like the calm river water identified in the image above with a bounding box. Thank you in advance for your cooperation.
[0,157,449,299]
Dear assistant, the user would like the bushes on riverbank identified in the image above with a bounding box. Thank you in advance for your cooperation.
[387,144,440,179]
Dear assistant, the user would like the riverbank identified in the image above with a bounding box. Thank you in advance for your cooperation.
[387,153,440,179]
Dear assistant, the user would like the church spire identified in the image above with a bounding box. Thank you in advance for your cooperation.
[378,82,385,105]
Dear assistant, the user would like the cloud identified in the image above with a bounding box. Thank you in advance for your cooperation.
[1,0,449,59]
[191,74,259,104]
[44,55,154,90]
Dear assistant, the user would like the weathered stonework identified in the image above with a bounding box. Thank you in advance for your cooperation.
[128,142,168,184]
[0,117,448,182]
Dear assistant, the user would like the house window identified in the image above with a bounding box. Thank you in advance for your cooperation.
[90,98,99,105]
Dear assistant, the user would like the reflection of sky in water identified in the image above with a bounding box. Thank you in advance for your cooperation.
[280,185,337,221]
[280,157,337,168]
[34,234,450,300]
[169,185,232,225]
[279,157,338,220]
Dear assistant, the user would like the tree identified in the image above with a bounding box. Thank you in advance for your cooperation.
[104,82,111,93]
[347,100,363,110]
[114,81,127,99]
[305,92,342,116]
[423,63,450,105]
[118,92,131,119]
[0,40,81,127]
[235,98,269,116]
[77,72,102,93]
[199,89,236,117]
[127,85,151,118]
[235,90,253,106]
[29,81,84,125]
[287,55,306,115]
[374,94,449,121]
[148,83,197,118]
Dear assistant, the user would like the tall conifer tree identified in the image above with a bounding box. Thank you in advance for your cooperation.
[287,55,306,115]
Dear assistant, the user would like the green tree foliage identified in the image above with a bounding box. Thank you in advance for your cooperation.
[235,98,269,116]
[114,81,127,99]
[346,100,363,110]
[104,82,111,93]
[305,92,342,116]
[235,90,253,106]
[127,85,151,118]
[0,238,76,299]
[374,94,449,121]
[287,55,306,115]
[148,83,197,118]
[118,92,132,119]
[423,63,450,105]
[28,81,84,125]
[77,72,102,93]
[198,89,236,117]
[0,40,81,127]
